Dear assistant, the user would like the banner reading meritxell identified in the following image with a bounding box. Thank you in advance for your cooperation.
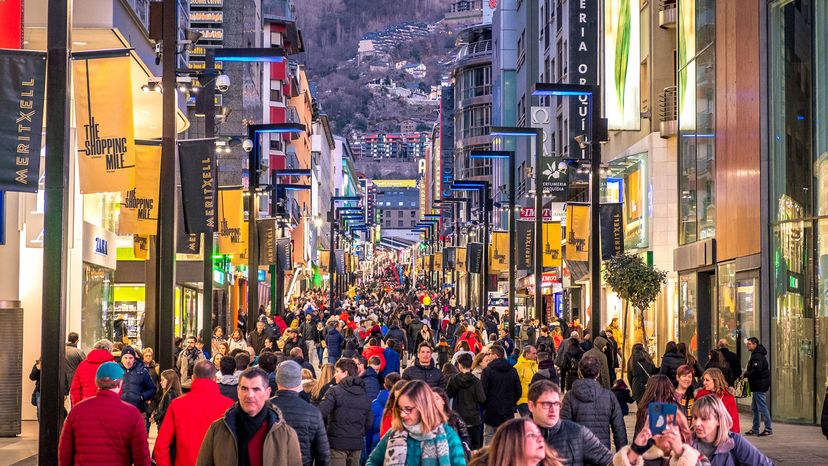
[73,56,136,193]
[600,202,624,260]
[0,50,46,192]
[179,139,216,233]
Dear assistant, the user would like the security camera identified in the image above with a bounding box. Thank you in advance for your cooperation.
[215,74,230,93]
[242,139,254,152]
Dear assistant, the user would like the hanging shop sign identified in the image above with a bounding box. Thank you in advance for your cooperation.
[443,247,456,271]
[568,0,599,159]
[257,218,278,265]
[190,28,223,41]
[467,242,483,274]
[489,231,509,273]
[433,252,442,271]
[0,50,46,192]
[334,249,346,274]
[600,202,624,260]
[456,247,467,273]
[73,56,136,193]
[539,156,569,202]
[543,221,562,267]
[176,200,201,255]
[217,188,244,254]
[276,238,292,272]
[189,11,223,23]
[565,204,590,261]
[133,234,150,259]
[178,138,216,233]
[519,207,554,222]
[190,0,223,6]
[319,250,330,275]
[516,221,534,271]
[82,221,117,269]
[119,144,161,235]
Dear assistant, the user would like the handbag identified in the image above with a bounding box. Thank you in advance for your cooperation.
[734,377,750,398]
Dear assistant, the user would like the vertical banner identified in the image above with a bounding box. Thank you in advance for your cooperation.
[456,247,467,273]
[604,0,641,130]
[217,189,244,254]
[489,231,509,273]
[334,249,345,274]
[569,0,599,159]
[133,234,150,259]
[543,221,562,267]
[0,0,23,49]
[0,50,46,192]
[600,203,624,260]
[178,139,216,233]
[516,221,534,271]
[443,247,456,271]
[257,218,277,265]
[230,222,249,266]
[319,250,330,275]
[433,252,442,271]
[539,156,569,202]
[73,56,136,193]
[466,242,483,274]
[176,202,201,255]
[119,144,161,235]
[276,238,292,272]
[565,204,590,261]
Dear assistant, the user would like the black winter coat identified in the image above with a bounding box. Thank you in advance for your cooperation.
[218,381,239,401]
[402,360,446,389]
[481,358,521,427]
[384,325,407,351]
[539,420,613,466]
[562,343,584,391]
[446,372,486,426]
[719,347,742,385]
[561,378,627,451]
[531,359,560,386]
[119,361,156,413]
[361,367,381,401]
[745,344,771,392]
[325,328,345,359]
[317,376,373,451]
[270,390,331,466]
[658,352,685,384]
[628,351,655,402]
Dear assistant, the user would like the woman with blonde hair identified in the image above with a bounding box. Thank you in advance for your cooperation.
[311,362,335,404]
[367,380,466,466]
[469,418,561,466]
[301,367,316,395]
[695,368,740,433]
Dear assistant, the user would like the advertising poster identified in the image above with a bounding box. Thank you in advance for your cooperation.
[516,221,534,271]
[604,0,641,130]
[456,247,467,273]
[133,234,150,259]
[600,203,624,260]
[119,144,161,235]
[257,218,277,265]
[217,189,245,254]
[566,204,590,261]
[467,242,483,274]
[489,231,509,273]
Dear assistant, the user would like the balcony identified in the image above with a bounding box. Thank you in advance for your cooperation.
[659,86,678,138]
[659,0,677,29]
[455,40,492,64]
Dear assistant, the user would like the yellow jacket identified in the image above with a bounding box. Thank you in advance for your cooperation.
[514,355,539,405]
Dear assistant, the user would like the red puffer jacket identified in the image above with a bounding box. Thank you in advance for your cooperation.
[363,345,387,372]
[58,389,150,465]
[70,349,114,405]
[152,378,234,466]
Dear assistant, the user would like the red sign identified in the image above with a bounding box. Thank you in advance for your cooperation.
[0,0,23,49]
[519,207,554,222]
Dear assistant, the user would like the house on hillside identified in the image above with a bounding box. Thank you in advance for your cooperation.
[404,63,427,79]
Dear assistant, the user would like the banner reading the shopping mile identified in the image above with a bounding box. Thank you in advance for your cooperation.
[133,234,150,259]
[543,222,562,267]
[489,231,509,273]
[217,188,245,254]
[119,144,161,235]
[0,50,46,192]
[73,56,136,193]
[566,204,590,262]
[179,138,216,233]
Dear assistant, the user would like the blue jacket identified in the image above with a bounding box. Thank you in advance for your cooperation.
[362,367,381,401]
[367,424,466,466]
[326,328,344,359]
[367,389,389,452]
[381,347,401,380]
[692,432,774,466]
[119,360,156,413]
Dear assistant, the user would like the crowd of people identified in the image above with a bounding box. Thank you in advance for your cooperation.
[52,281,792,465]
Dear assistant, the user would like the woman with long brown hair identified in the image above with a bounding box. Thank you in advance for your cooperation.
[695,368,740,433]
[469,418,561,466]
[674,365,696,423]
[634,375,692,440]
[153,369,181,428]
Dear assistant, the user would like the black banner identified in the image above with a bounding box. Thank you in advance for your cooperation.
[467,242,483,274]
[443,247,456,271]
[0,50,46,192]
[276,238,292,272]
[516,221,534,271]
[540,156,569,201]
[178,139,216,233]
[568,0,599,159]
[257,218,277,265]
[334,249,345,274]
[176,201,201,255]
[600,203,624,260]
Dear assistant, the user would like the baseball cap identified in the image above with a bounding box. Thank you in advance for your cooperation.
[96,361,124,381]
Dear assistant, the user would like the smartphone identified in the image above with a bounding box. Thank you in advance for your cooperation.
[648,402,678,435]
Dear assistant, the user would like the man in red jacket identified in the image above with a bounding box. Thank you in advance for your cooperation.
[153,359,234,466]
[59,362,151,466]
[70,338,115,405]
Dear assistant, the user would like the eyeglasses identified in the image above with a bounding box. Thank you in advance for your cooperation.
[398,405,417,415]
[536,401,562,411]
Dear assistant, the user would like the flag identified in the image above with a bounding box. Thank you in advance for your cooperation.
[600,203,624,260]
[119,144,161,235]
[566,204,590,261]
[217,189,245,254]
[178,138,216,233]
[516,221,534,271]
[489,231,509,273]
[543,221,562,267]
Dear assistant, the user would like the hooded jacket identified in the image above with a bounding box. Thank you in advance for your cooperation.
[196,403,302,466]
[446,371,486,426]
[744,344,771,392]
[384,325,407,351]
[513,355,539,405]
[325,327,345,359]
[659,351,686,385]
[317,375,373,451]
[584,336,612,389]
[561,378,627,451]
[120,360,157,413]
[69,349,115,405]
[218,373,240,401]
[361,366,381,401]
[562,341,584,391]
[270,390,330,466]
[481,357,521,427]
[381,347,401,380]
[401,359,446,389]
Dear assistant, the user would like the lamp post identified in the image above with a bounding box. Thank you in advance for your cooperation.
[450,181,490,317]
[532,82,607,338]
[438,197,471,307]
[416,219,440,290]
[329,196,362,309]
[271,169,312,317]
[490,127,545,325]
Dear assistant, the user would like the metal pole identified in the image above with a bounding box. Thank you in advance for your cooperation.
[590,91,603,338]
[276,227,285,317]
[481,186,489,320]
[40,0,71,459]
[155,0,178,370]
[534,130,544,325]
[247,127,259,317]
[508,154,516,339]
[201,50,216,345]
[328,202,335,310]
[465,199,472,310]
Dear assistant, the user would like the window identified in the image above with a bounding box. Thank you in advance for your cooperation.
[398,220,404,227]
[270,89,282,102]
[517,30,526,71]
[411,211,416,218]
[397,210,403,218]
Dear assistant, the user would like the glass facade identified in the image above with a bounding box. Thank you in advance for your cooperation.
[81,263,115,349]
[768,0,828,423]
[678,273,698,348]
[678,0,716,245]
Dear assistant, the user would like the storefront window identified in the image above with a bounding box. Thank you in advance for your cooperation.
[81,263,115,349]
[114,285,146,347]
[678,273,697,350]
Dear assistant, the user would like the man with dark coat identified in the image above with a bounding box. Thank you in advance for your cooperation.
[380,339,401,380]
[119,346,157,420]
[401,342,446,389]
[65,332,86,390]
[383,321,407,360]
[481,345,521,444]
[248,320,271,355]
[317,359,373,466]
[270,361,331,466]
[299,314,317,365]
[446,353,486,450]
[289,347,317,378]
[282,328,306,357]
[742,337,772,435]
[352,355,380,401]
[718,339,742,387]
[325,322,345,363]
[583,336,611,389]
[177,335,206,390]
[560,355,627,451]
[217,356,240,401]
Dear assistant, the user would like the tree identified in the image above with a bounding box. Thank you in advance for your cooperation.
[602,253,667,377]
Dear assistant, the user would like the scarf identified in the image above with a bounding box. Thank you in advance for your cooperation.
[236,407,268,466]
[384,423,451,466]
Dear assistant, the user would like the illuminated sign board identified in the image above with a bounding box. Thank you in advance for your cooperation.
[190,11,223,23]
[568,0,598,158]
[190,0,222,5]
[190,28,224,41]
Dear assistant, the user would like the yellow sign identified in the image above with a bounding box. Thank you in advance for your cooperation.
[119,145,161,235]
[218,189,245,254]
[434,252,442,270]
[230,222,249,266]
[319,250,330,275]
[566,205,590,262]
[371,179,417,188]
[456,247,467,273]
[543,222,562,267]
[490,231,509,273]
[133,234,150,259]
[73,56,136,193]
[423,295,431,306]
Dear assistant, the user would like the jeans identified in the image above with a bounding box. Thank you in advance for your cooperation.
[483,424,497,446]
[328,355,339,364]
[330,449,361,466]
[317,345,326,366]
[751,390,772,432]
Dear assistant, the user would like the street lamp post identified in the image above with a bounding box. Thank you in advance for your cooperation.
[329,196,362,309]
[271,169,312,317]
[532,83,607,338]
[451,181,490,318]
[438,197,471,308]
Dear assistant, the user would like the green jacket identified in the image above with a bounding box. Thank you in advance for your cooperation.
[366,424,467,466]
[196,403,302,466]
